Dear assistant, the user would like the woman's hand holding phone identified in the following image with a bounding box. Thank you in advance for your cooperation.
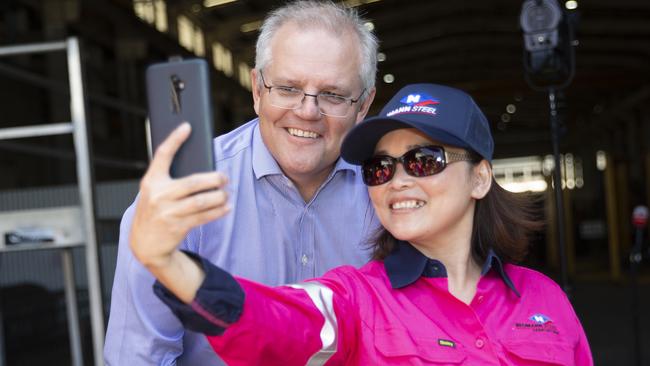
[130,123,230,302]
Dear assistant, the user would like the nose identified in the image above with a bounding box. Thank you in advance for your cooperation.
[294,94,322,120]
[388,162,414,190]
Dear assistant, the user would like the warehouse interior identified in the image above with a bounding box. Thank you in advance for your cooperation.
[0,0,649,364]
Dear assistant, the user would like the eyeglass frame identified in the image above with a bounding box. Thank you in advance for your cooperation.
[258,70,366,118]
[361,145,475,186]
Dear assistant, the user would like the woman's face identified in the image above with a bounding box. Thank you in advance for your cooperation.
[367,128,488,248]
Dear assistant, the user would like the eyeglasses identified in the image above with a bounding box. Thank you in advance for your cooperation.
[362,145,474,186]
[259,70,365,118]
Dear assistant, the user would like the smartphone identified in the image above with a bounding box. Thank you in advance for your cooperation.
[146,58,215,178]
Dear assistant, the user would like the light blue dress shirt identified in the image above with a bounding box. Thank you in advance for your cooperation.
[104,119,379,365]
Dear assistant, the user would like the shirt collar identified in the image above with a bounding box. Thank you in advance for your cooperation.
[252,120,284,179]
[384,240,520,296]
[252,119,358,179]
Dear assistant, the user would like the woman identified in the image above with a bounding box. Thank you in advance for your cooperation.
[132,83,593,365]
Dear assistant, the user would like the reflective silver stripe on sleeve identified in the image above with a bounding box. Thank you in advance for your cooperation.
[288,282,338,366]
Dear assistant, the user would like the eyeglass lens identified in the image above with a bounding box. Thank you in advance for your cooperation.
[268,90,351,117]
[362,146,446,186]
[260,71,359,118]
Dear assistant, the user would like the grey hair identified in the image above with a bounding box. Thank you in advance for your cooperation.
[255,0,378,94]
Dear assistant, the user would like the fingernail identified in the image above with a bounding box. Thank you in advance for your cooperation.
[179,122,191,131]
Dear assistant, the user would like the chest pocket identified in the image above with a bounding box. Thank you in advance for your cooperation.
[374,327,466,365]
[502,339,575,366]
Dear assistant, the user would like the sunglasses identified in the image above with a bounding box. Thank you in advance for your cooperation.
[361,145,475,186]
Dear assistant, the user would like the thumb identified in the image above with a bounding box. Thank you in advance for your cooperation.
[149,122,191,178]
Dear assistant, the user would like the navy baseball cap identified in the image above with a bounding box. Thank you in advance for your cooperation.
[341,83,494,164]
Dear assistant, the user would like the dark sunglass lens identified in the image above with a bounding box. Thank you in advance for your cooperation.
[362,157,395,186]
[404,147,445,177]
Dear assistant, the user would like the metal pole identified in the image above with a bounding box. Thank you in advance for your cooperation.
[0,40,66,57]
[549,88,570,294]
[604,154,622,281]
[0,122,74,140]
[61,249,84,366]
[67,37,105,366]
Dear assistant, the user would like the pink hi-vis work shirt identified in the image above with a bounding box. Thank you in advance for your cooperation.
[155,242,593,365]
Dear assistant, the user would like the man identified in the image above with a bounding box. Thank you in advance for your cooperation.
[104,1,379,364]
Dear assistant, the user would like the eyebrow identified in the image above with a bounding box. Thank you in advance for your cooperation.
[319,84,349,94]
[269,76,350,94]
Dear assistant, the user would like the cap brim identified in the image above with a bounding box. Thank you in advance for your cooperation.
[341,116,471,165]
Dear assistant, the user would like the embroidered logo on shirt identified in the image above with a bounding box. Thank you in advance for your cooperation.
[514,313,559,334]
[438,339,456,348]
[530,313,551,324]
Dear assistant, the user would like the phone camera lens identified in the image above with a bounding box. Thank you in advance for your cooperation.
[171,75,185,91]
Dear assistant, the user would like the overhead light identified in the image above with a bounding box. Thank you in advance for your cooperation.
[364,22,374,31]
[204,0,237,8]
[596,151,607,171]
[506,104,517,114]
[565,0,578,10]
[240,20,263,33]
[383,74,394,84]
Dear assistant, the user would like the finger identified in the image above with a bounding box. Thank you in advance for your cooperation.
[173,189,229,216]
[182,204,232,228]
[162,172,229,200]
[149,122,192,178]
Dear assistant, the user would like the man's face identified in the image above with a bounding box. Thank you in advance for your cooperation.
[252,23,375,187]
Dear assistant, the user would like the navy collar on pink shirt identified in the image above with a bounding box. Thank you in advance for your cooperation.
[384,240,520,297]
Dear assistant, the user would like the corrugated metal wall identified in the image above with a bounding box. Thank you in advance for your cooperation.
[0,180,138,218]
[0,180,139,298]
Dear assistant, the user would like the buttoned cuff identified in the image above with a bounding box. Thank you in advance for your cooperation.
[153,250,245,335]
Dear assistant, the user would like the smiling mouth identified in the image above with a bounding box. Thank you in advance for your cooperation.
[390,200,426,210]
[287,127,320,139]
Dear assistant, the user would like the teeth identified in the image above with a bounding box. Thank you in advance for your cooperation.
[287,128,319,139]
[391,200,425,210]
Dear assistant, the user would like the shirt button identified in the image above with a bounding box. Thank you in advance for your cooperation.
[301,254,308,266]
[475,338,485,349]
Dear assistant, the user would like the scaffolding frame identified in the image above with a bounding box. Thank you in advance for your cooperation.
[0,38,104,366]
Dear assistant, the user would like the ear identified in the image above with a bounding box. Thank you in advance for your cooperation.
[354,87,376,124]
[471,160,492,200]
[251,68,261,116]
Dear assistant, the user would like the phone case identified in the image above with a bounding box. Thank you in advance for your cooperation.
[146,58,215,178]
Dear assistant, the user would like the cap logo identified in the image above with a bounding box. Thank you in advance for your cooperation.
[386,93,440,117]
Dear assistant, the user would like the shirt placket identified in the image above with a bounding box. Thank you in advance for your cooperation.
[279,169,340,280]
[297,205,315,279]
[462,283,503,364]
[425,277,502,364]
